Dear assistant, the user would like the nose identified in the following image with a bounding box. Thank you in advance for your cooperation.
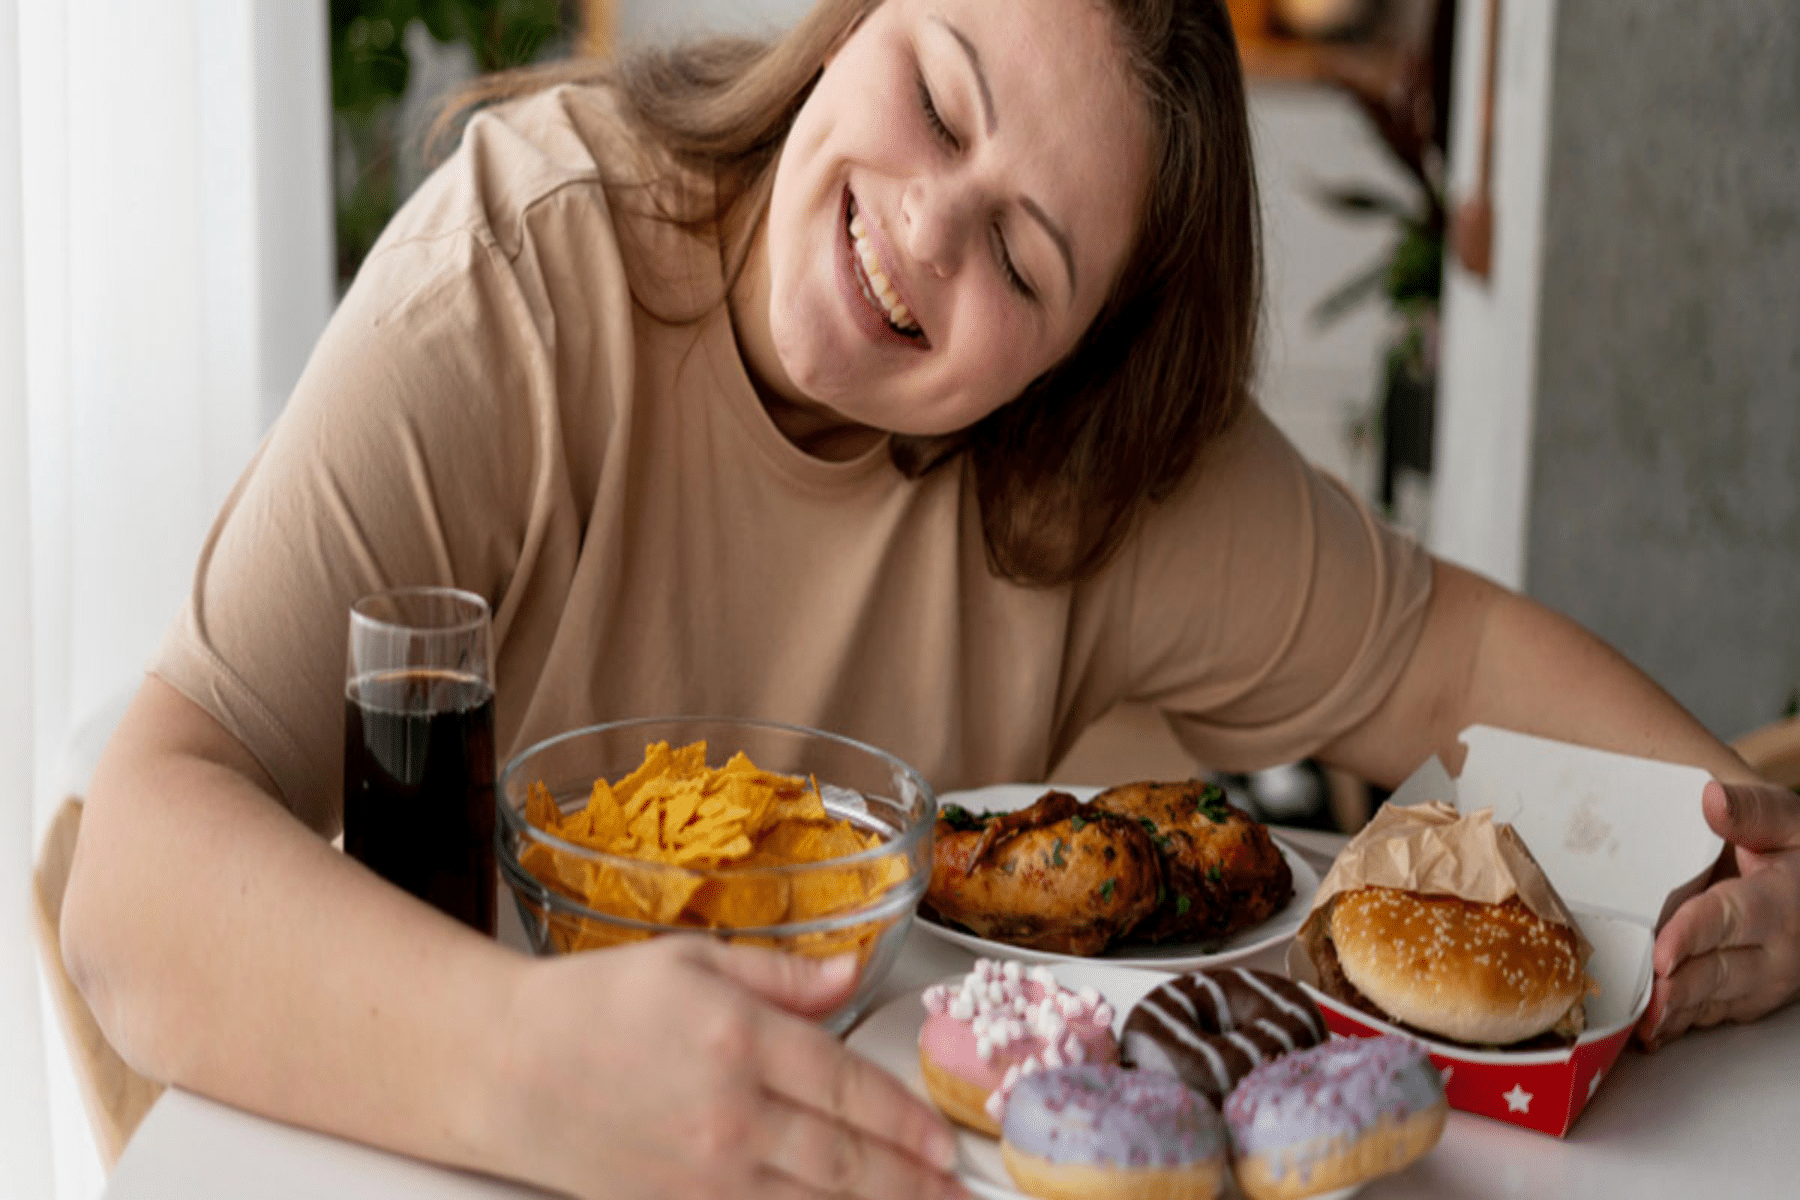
[899,173,972,280]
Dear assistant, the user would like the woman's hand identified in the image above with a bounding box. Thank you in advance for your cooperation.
[488,935,967,1200]
[1640,780,1800,1049]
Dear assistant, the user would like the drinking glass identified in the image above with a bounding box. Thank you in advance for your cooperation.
[343,587,497,935]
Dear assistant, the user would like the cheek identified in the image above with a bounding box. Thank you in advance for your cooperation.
[951,292,1054,383]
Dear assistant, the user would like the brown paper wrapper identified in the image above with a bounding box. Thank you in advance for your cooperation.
[1298,800,1594,967]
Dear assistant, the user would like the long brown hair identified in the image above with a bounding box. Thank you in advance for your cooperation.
[436,0,1260,586]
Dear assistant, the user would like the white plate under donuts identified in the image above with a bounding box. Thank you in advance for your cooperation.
[845,960,1366,1200]
[918,784,1322,971]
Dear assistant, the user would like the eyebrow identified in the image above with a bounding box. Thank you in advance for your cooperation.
[934,15,1078,299]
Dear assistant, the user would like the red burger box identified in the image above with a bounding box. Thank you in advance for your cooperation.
[1286,725,1722,1137]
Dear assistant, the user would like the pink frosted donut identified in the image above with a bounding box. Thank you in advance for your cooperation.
[1224,1035,1447,1200]
[917,958,1119,1136]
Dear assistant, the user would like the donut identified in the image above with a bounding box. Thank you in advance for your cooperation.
[917,958,1118,1136]
[1224,1035,1447,1200]
[1119,968,1327,1104]
[1001,1064,1228,1200]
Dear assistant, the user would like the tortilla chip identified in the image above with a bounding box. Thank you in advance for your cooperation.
[517,739,906,946]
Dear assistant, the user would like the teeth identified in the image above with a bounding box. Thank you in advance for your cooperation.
[847,207,920,334]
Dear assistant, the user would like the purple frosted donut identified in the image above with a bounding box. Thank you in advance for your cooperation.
[1225,1036,1447,1200]
[1001,1064,1228,1199]
[1121,968,1327,1104]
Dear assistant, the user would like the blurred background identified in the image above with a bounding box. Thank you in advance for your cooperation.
[2,1,1796,1196]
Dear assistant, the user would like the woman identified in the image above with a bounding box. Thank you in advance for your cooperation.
[62,1,1800,1198]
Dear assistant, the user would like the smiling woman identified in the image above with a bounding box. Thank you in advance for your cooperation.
[741,0,1151,445]
[55,2,1800,1200]
[432,0,1260,583]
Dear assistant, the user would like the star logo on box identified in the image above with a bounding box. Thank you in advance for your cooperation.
[1502,1083,1533,1113]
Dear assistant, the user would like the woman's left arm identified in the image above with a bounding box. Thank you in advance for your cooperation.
[1321,557,1800,1047]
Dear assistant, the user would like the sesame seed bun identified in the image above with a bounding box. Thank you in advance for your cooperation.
[1327,887,1588,1046]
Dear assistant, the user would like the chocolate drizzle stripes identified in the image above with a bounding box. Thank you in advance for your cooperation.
[1192,971,1231,1029]
[1224,1032,1266,1067]
[1232,968,1328,1042]
[1139,1001,1238,1095]
[1162,979,1203,1025]
[1121,968,1329,1103]
[1252,1017,1296,1054]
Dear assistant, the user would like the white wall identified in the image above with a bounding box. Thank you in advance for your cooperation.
[10,5,333,1196]
[22,0,334,817]
[0,0,57,1194]
[1429,0,1558,587]
[1249,82,1419,500]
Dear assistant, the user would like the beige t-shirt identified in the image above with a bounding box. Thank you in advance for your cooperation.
[152,85,1432,835]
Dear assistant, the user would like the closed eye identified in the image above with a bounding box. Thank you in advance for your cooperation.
[917,65,1035,303]
[915,71,958,149]
[992,225,1035,301]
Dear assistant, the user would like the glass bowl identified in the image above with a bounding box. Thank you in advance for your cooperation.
[497,717,935,1035]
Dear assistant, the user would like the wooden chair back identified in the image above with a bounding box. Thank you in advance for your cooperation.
[31,797,165,1168]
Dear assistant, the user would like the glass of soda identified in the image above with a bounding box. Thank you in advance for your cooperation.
[343,587,497,935]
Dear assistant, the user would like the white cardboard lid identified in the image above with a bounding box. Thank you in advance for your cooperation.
[1387,725,1722,929]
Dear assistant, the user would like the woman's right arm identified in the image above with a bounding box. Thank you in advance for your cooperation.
[62,676,964,1200]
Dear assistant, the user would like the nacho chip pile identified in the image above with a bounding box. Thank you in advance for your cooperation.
[516,739,911,957]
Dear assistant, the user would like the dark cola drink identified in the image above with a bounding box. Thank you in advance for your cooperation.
[344,668,497,935]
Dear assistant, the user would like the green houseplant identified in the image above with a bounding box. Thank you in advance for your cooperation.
[331,0,567,288]
[1308,0,1454,519]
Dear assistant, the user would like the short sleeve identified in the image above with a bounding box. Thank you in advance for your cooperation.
[1124,406,1433,771]
[146,100,615,832]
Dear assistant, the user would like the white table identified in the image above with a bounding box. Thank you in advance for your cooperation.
[104,830,1800,1199]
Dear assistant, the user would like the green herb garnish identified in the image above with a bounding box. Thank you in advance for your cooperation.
[941,804,991,832]
[1100,878,1117,902]
[1195,784,1229,824]
[1176,894,1192,917]
[1050,838,1067,868]
[1207,864,1223,883]
[1071,814,1089,832]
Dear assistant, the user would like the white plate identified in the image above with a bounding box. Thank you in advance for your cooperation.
[847,963,1364,1200]
[847,960,1165,1199]
[918,784,1321,972]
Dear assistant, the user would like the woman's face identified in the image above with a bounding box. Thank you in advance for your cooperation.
[738,0,1151,441]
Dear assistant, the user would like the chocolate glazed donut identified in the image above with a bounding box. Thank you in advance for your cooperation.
[1120,968,1327,1104]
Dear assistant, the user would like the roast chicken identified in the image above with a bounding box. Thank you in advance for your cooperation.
[923,791,1162,955]
[923,780,1294,955]
[1089,779,1293,944]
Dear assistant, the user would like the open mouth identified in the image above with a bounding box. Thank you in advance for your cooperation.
[845,194,926,343]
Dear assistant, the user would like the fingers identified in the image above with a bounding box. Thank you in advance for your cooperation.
[759,1090,967,1200]
[752,1009,959,1175]
[1653,874,1781,974]
[669,938,963,1198]
[1641,947,1773,1048]
[689,937,861,1020]
[1703,780,1800,854]
[1661,944,1764,1018]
